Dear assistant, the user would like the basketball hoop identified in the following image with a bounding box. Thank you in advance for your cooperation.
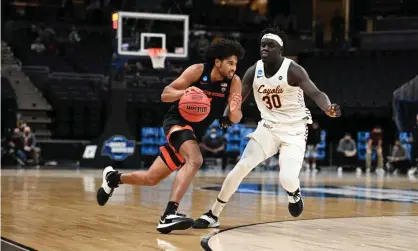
[148,48,167,69]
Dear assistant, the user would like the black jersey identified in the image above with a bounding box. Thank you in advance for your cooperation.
[163,64,232,140]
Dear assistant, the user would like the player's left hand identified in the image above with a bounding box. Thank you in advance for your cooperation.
[229,93,242,113]
[325,104,341,117]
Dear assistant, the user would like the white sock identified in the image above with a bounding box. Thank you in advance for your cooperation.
[211,200,226,217]
[312,162,316,169]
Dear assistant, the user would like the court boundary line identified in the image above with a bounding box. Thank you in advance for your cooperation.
[200,215,418,251]
[1,237,38,251]
[197,184,418,192]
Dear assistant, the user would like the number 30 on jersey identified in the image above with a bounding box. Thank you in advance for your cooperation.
[262,94,282,109]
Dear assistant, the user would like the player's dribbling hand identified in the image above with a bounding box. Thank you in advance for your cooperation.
[229,93,242,113]
[325,104,341,117]
[184,86,203,95]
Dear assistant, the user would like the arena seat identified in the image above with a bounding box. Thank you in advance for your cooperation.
[41,78,102,139]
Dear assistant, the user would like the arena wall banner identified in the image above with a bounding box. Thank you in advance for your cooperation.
[79,80,141,168]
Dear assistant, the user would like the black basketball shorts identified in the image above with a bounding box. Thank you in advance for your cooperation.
[159,125,197,171]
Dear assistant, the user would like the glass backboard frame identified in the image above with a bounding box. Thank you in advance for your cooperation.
[117,11,189,58]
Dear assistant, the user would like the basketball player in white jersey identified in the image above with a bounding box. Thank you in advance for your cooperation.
[193,27,341,228]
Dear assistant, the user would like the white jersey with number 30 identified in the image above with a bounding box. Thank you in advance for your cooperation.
[252,58,312,124]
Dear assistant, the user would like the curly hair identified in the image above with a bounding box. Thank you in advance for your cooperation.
[259,26,288,49]
[203,39,245,64]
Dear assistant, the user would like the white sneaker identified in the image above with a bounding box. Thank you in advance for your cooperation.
[96,166,118,206]
[193,210,220,229]
[408,167,417,176]
[376,168,385,175]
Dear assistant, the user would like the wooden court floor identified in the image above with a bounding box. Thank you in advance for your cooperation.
[1,167,418,251]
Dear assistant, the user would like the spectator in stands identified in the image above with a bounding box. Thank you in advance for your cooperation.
[386,139,410,175]
[19,122,27,132]
[123,62,133,75]
[69,26,81,43]
[30,37,45,53]
[22,126,40,165]
[408,114,418,175]
[336,133,357,172]
[304,121,321,173]
[366,126,384,173]
[200,126,227,171]
[4,128,26,165]
[38,24,56,49]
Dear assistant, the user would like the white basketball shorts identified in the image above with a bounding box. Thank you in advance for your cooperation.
[246,119,308,163]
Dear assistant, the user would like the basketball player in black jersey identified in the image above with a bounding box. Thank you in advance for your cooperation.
[96,40,245,233]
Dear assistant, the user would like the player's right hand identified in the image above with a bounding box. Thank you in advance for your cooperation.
[325,104,341,117]
[184,86,203,95]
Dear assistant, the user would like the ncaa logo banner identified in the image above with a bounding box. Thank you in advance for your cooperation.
[102,135,135,161]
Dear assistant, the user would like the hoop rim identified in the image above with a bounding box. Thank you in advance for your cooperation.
[147,48,167,56]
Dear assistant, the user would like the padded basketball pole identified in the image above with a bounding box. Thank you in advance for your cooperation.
[79,66,141,169]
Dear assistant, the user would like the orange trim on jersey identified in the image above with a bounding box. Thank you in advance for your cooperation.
[159,146,178,171]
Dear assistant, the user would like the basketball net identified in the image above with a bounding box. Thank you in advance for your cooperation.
[148,48,167,69]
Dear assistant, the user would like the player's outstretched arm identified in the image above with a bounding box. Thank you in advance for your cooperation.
[161,64,203,103]
[288,62,341,117]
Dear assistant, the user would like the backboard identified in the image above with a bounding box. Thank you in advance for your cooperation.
[115,11,189,59]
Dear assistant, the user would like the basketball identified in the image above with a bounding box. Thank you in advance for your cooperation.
[179,92,211,122]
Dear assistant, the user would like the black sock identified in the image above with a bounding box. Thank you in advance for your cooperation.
[107,172,122,187]
[164,201,179,216]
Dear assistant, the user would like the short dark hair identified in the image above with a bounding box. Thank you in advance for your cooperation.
[259,26,288,49]
[203,39,245,64]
